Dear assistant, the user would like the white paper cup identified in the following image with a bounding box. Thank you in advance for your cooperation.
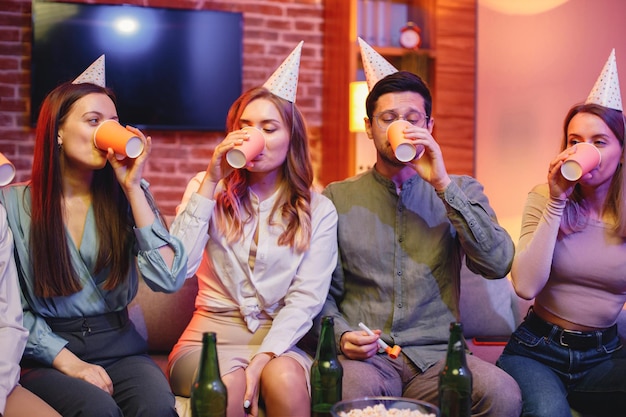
[0,152,16,186]
[93,120,144,159]
[226,127,266,169]
[560,142,601,181]
[386,120,425,162]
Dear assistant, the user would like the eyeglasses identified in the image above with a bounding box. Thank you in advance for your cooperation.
[373,110,429,130]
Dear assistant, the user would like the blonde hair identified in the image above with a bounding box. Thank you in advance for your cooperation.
[214,87,313,252]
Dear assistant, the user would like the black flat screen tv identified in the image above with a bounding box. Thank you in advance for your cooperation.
[31,1,243,131]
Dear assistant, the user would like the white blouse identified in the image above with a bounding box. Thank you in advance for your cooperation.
[170,173,338,356]
[0,204,28,415]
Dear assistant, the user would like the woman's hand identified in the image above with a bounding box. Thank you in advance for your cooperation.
[52,348,114,395]
[242,352,273,417]
[548,147,577,200]
[107,125,150,195]
[106,125,158,229]
[198,129,248,198]
[339,329,381,360]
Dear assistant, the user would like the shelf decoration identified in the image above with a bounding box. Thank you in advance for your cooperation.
[399,22,421,50]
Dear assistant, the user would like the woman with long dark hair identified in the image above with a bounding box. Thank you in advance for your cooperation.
[0,76,188,416]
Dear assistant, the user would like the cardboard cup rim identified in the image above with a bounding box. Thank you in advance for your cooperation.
[226,148,247,169]
[0,163,16,186]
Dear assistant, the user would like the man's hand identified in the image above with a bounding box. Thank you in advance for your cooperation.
[339,329,381,360]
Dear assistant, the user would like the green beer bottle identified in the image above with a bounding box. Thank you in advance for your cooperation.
[190,332,228,417]
[438,322,472,417]
[310,316,343,417]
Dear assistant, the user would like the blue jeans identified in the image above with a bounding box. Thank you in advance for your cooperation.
[497,314,626,417]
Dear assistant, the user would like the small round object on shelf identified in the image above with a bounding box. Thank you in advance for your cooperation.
[399,22,422,50]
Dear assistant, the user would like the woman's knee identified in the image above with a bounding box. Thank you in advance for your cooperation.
[4,385,61,417]
[168,351,201,397]
[20,369,122,417]
[261,357,307,393]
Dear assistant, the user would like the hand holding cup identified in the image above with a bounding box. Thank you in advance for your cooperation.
[226,127,266,169]
[93,120,145,159]
[560,142,601,181]
[387,120,425,162]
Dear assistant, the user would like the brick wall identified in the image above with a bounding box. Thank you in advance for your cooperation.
[0,0,324,215]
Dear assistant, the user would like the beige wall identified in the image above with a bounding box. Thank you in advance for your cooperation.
[476,0,626,243]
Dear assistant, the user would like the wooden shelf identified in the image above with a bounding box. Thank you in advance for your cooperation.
[320,0,476,186]
[363,46,435,58]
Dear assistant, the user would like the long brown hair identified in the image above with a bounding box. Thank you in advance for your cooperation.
[214,87,313,252]
[560,103,626,236]
[30,82,133,297]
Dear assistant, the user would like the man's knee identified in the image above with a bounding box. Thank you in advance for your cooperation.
[472,366,522,416]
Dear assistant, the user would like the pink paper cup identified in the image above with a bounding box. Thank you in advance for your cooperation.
[226,127,266,169]
[560,142,601,181]
[93,120,144,159]
[0,152,15,186]
[386,120,424,162]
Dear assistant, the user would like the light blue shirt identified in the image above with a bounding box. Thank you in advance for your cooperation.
[0,181,188,365]
[319,168,514,371]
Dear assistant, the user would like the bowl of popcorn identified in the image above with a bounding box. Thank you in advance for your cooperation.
[331,396,440,417]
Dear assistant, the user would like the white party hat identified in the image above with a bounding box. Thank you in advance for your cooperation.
[358,37,398,91]
[585,49,622,111]
[263,41,303,103]
[72,54,106,87]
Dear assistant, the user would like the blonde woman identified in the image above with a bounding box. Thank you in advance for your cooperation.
[168,46,338,417]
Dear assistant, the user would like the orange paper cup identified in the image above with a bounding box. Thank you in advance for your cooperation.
[386,120,424,162]
[560,142,601,181]
[226,127,266,169]
[93,120,144,159]
[0,152,16,186]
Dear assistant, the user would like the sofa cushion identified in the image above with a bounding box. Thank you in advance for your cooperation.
[459,264,519,338]
[129,275,198,353]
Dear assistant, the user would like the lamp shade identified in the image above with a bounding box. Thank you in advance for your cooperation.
[349,81,369,132]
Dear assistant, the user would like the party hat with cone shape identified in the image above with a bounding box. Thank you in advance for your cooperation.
[263,41,303,103]
[358,37,398,91]
[72,54,106,87]
[585,49,622,111]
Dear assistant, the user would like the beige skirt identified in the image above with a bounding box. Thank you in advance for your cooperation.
[168,309,313,396]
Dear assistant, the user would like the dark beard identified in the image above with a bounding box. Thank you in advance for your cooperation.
[379,144,407,168]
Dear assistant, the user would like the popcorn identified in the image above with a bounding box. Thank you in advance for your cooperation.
[338,403,436,417]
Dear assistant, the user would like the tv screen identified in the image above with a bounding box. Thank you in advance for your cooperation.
[31,1,243,131]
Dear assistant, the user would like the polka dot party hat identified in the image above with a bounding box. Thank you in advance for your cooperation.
[358,37,398,91]
[585,49,622,111]
[72,54,106,87]
[263,41,303,103]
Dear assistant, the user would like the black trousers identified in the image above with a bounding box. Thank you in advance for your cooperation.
[21,313,177,417]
